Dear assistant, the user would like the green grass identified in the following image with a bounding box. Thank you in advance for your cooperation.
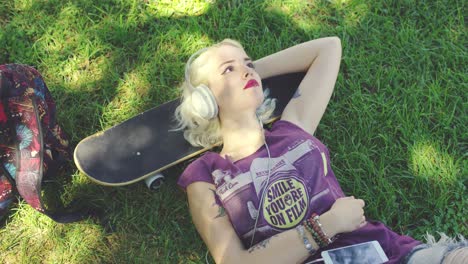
[1,0,466,263]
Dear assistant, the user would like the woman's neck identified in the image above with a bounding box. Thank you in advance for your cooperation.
[219,114,264,162]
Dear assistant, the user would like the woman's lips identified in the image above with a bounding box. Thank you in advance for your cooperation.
[244,79,259,90]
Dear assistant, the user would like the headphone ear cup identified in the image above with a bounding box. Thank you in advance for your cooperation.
[191,84,218,120]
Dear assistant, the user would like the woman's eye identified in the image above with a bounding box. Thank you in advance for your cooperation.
[222,66,234,74]
[247,62,255,69]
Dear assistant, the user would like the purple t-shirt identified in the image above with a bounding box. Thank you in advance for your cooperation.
[178,120,421,263]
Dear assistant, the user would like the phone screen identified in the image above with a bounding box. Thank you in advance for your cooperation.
[321,241,388,264]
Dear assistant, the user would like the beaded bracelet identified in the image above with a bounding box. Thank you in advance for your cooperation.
[296,224,317,255]
[308,216,329,246]
[303,220,327,248]
[311,213,335,245]
[303,213,338,248]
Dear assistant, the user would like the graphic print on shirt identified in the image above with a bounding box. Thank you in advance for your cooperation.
[213,139,322,234]
[262,176,308,229]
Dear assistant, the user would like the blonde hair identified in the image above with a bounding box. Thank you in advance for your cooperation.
[174,39,276,148]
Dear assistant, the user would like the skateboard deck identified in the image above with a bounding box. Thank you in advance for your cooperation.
[74,72,306,187]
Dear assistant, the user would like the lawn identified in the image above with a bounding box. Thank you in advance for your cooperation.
[0,0,466,263]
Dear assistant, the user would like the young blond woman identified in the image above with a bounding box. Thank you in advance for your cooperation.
[175,37,467,264]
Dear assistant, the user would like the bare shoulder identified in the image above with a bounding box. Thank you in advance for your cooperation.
[186,182,227,219]
[186,181,215,206]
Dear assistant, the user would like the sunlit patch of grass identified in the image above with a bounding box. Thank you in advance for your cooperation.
[102,65,153,124]
[0,201,116,264]
[341,1,369,28]
[409,140,459,183]
[43,224,116,263]
[101,30,212,126]
[322,0,370,29]
[264,0,323,32]
[1,0,466,262]
[12,0,34,11]
[145,0,213,18]
[53,54,110,91]
[264,0,369,33]
[32,2,112,92]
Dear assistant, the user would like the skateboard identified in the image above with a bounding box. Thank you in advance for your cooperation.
[74,72,306,189]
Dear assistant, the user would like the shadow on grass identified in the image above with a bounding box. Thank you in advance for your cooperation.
[6,0,465,262]
[0,0,377,262]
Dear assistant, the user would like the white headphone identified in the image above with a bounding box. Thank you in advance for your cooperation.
[185,48,218,120]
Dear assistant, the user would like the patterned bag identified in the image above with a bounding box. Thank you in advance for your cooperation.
[0,64,86,223]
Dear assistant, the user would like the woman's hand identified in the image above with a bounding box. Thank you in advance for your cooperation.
[321,196,366,235]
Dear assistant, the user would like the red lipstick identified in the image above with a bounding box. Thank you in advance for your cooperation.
[244,79,259,90]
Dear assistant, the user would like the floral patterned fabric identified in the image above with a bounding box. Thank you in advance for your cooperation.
[0,64,71,221]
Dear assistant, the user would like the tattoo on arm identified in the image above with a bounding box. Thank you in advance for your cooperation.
[210,189,226,219]
[292,89,301,99]
[215,206,226,219]
[248,234,279,253]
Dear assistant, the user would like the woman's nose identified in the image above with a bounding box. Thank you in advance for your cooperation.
[243,67,252,79]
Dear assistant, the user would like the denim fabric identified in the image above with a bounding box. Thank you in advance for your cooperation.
[404,233,468,264]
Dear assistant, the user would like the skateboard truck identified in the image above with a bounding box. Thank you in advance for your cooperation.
[144,173,165,190]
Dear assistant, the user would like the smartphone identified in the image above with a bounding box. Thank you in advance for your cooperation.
[321,240,389,264]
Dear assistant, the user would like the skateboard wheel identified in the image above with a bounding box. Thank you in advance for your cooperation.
[145,173,165,190]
